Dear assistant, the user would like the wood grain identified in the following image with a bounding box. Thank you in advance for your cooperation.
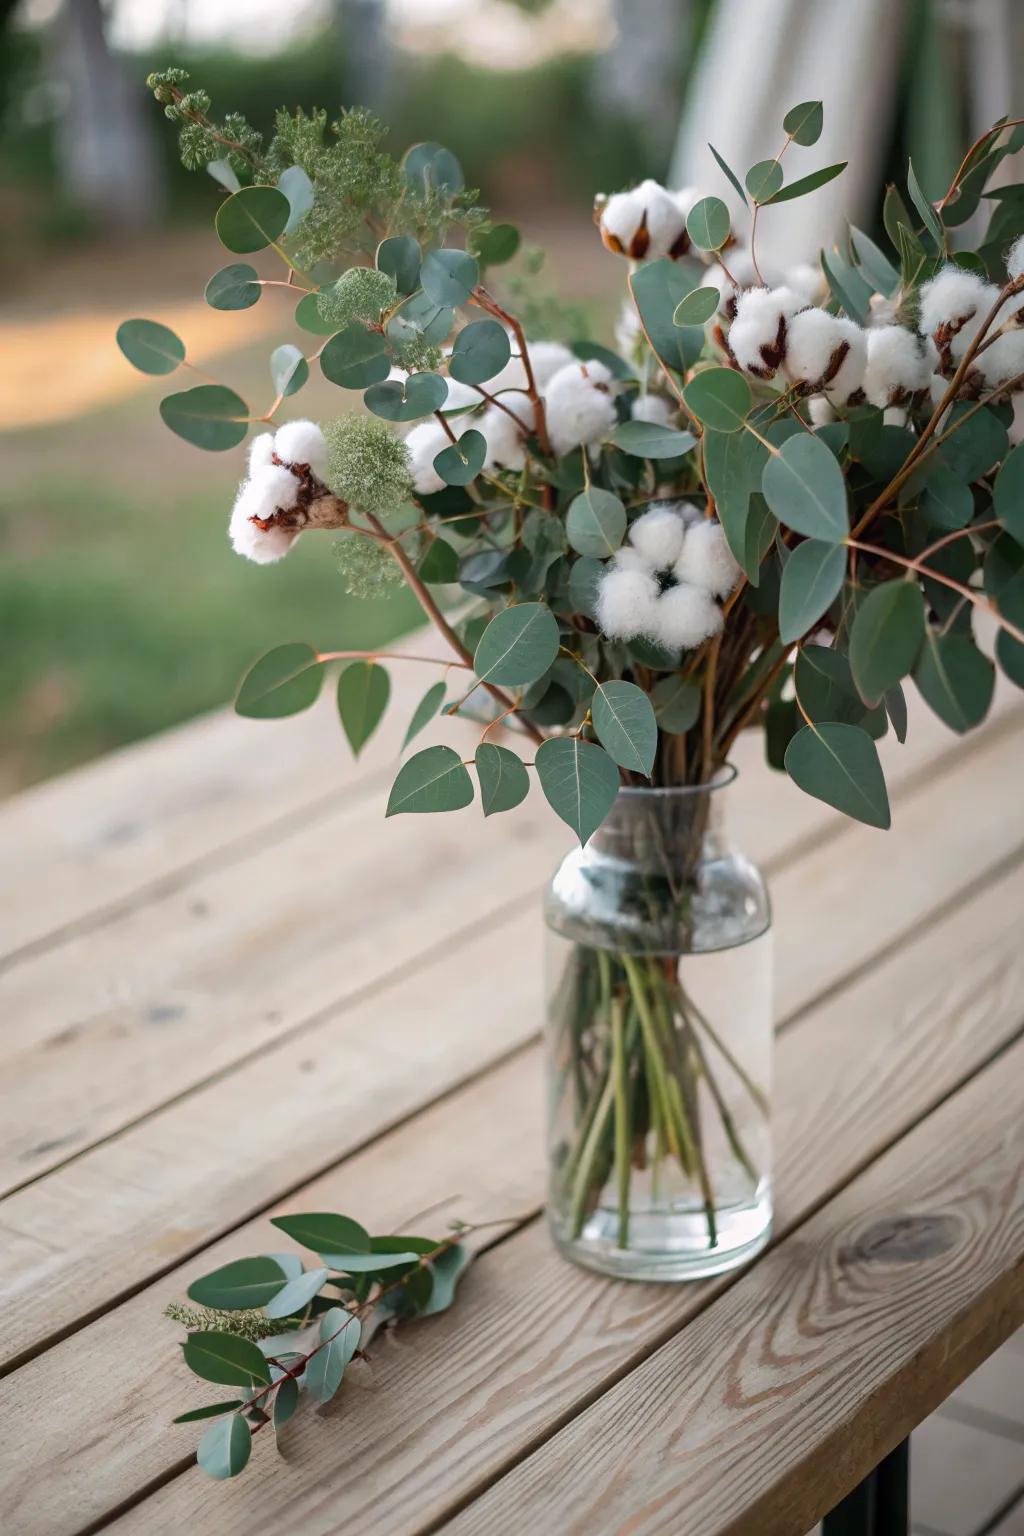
[3,724,1021,1368]
[3,704,1018,1201]
[442,1039,1024,1536]
[7,855,1023,1536]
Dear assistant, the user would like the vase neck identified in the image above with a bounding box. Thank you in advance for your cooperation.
[588,775,735,873]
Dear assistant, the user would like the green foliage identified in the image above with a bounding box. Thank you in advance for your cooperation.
[785,723,891,829]
[476,742,531,815]
[566,488,626,556]
[778,541,847,643]
[159,385,250,452]
[336,661,390,755]
[334,532,404,599]
[318,267,397,330]
[849,581,925,700]
[386,745,475,815]
[762,434,848,541]
[474,604,560,686]
[187,1257,288,1311]
[682,368,752,432]
[116,318,185,376]
[535,737,620,845]
[235,644,324,719]
[323,415,412,513]
[591,681,658,776]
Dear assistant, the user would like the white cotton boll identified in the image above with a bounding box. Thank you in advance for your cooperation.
[273,419,328,478]
[238,464,299,521]
[528,341,575,390]
[405,421,450,495]
[613,546,650,574]
[786,262,826,307]
[615,299,643,360]
[486,347,529,395]
[413,364,478,412]
[808,396,836,426]
[784,310,866,402]
[595,567,661,640]
[863,325,931,407]
[674,520,741,599]
[919,268,998,338]
[229,515,297,565]
[631,393,674,426]
[670,185,699,222]
[628,505,687,569]
[599,179,687,260]
[883,406,908,427]
[1007,236,1024,282]
[248,433,276,472]
[482,393,534,470]
[228,468,301,564]
[730,286,804,377]
[653,583,724,650]
[544,360,618,457]
[649,497,703,529]
[826,319,868,404]
[979,328,1024,389]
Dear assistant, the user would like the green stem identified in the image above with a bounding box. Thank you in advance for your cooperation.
[611,993,631,1248]
[686,1020,759,1185]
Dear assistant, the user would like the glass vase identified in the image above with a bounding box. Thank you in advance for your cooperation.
[544,770,773,1282]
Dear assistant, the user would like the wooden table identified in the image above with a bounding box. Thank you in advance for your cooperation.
[1,634,1022,1536]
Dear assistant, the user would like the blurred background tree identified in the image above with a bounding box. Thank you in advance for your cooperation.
[1,0,1021,792]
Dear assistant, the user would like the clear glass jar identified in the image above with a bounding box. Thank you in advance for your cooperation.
[544,770,773,1282]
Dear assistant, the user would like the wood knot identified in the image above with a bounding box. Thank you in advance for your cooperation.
[842,1212,960,1266]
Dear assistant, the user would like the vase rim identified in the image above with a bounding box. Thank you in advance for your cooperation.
[616,764,738,799]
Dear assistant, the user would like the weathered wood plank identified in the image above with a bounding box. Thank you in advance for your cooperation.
[6,856,1023,1536]
[3,724,1020,1368]
[442,1040,1024,1536]
[3,703,1019,1199]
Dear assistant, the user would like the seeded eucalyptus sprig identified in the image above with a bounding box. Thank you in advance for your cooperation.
[168,1207,488,1480]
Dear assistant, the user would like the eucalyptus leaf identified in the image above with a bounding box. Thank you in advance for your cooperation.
[337,661,390,756]
[270,343,308,398]
[628,260,705,374]
[421,1243,473,1315]
[993,440,1024,544]
[403,682,447,747]
[320,325,391,390]
[682,368,752,433]
[764,162,847,205]
[420,248,479,307]
[914,631,995,732]
[305,1308,360,1404]
[746,159,783,203]
[187,1257,288,1311]
[609,421,696,459]
[116,318,185,375]
[273,1377,300,1429]
[762,433,848,541]
[707,142,748,208]
[474,602,560,686]
[270,1212,370,1256]
[197,1413,252,1480]
[686,196,730,251]
[475,742,530,815]
[364,372,448,421]
[418,537,458,583]
[264,1267,329,1320]
[403,141,464,195]
[434,427,486,486]
[206,158,240,193]
[160,385,250,451]
[215,186,290,254]
[534,737,620,845]
[473,222,520,265]
[921,461,974,531]
[783,99,824,146]
[651,673,700,733]
[784,723,891,829]
[907,159,944,247]
[376,235,421,295]
[449,319,511,384]
[235,643,324,719]
[568,555,604,618]
[386,745,475,816]
[205,263,261,312]
[183,1333,272,1389]
[849,580,925,700]
[778,540,847,643]
[173,1401,244,1424]
[566,487,627,556]
[591,680,657,776]
[277,165,314,235]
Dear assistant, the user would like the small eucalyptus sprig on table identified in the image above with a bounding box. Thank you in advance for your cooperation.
[167,1208,482,1480]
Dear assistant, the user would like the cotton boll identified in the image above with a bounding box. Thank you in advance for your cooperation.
[236,464,300,522]
[405,421,450,495]
[978,328,1024,389]
[229,514,298,565]
[670,185,699,223]
[273,419,328,478]
[863,325,931,407]
[248,433,276,473]
[595,566,661,640]
[653,582,724,649]
[786,262,826,307]
[674,520,741,599]
[544,360,618,457]
[598,179,688,260]
[919,267,998,339]
[648,497,703,529]
[613,546,650,574]
[482,393,534,470]
[1007,236,1024,282]
[228,467,301,564]
[615,300,643,361]
[784,309,866,402]
[410,364,478,412]
[529,341,575,390]
[631,392,674,426]
[808,396,836,426]
[730,286,804,377]
[628,505,687,569]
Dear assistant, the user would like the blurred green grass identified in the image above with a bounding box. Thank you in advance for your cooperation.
[0,401,419,792]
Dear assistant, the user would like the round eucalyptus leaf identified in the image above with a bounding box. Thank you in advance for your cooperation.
[116,318,185,376]
[433,427,486,486]
[420,248,479,308]
[364,371,448,421]
[609,420,696,460]
[235,643,324,719]
[449,319,511,384]
[387,291,455,349]
[295,291,338,335]
[784,99,824,146]
[475,742,530,816]
[535,737,620,845]
[473,223,521,266]
[159,385,249,451]
[197,1414,252,1480]
[270,343,308,398]
[403,141,465,195]
[376,235,421,295]
[474,602,560,686]
[567,555,604,618]
[745,159,784,202]
[386,744,475,816]
[921,461,974,531]
[682,367,751,432]
[672,286,720,327]
[320,324,390,389]
[215,185,291,253]
[205,263,261,312]
[566,487,626,557]
[686,196,730,251]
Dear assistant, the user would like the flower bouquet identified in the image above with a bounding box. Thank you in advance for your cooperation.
[123,77,1024,1289]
